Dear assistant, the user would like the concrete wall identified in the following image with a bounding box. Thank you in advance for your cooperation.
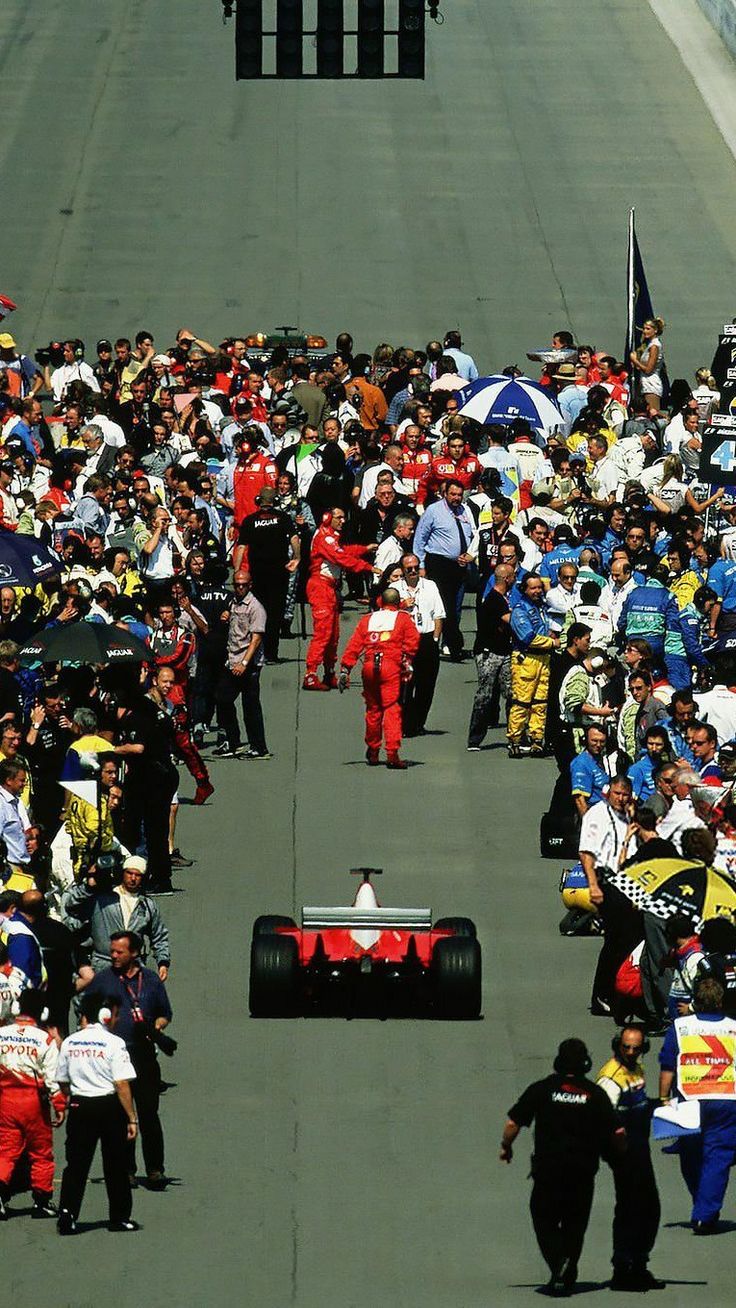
[699,0,736,59]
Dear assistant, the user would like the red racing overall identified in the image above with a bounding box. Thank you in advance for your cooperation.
[341,606,420,753]
[0,1015,65,1200]
[305,519,374,683]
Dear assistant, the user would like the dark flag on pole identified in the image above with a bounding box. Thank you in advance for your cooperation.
[625,208,668,406]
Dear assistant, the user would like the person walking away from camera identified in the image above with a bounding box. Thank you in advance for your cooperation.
[56,991,138,1234]
[597,1027,663,1291]
[501,1038,622,1298]
[339,587,420,769]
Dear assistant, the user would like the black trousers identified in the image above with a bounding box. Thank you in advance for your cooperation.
[123,764,178,886]
[129,1054,164,1177]
[611,1144,660,1271]
[424,554,465,657]
[591,883,644,1012]
[192,641,226,729]
[251,566,289,661]
[216,665,267,753]
[403,634,440,735]
[530,1168,595,1280]
[59,1094,132,1223]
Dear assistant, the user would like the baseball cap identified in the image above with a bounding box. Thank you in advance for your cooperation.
[0,333,16,350]
[96,339,112,352]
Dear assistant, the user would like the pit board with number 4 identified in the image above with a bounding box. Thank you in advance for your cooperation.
[699,414,736,485]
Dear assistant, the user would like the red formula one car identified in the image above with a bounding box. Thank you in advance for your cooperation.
[249,869,481,1019]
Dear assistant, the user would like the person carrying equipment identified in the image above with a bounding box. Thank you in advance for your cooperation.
[339,588,421,769]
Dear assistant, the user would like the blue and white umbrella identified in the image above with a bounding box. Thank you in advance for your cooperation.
[457,374,563,436]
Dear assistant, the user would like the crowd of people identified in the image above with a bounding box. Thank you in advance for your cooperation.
[1,317,736,1270]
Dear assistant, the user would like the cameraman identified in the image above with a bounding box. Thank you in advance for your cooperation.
[85,930,173,1190]
[62,854,170,980]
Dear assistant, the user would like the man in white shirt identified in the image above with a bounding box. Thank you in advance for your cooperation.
[373,515,415,575]
[544,562,580,634]
[579,775,635,1016]
[51,341,100,403]
[358,443,410,509]
[56,991,138,1234]
[657,769,705,853]
[599,558,637,631]
[695,674,736,745]
[396,553,445,735]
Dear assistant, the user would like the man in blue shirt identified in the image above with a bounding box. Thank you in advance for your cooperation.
[628,726,670,800]
[414,480,474,661]
[570,724,610,816]
[442,330,478,382]
[539,525,583,588]
[508,574,560,757]
[707,557,736,639]
[87,929,173,1188]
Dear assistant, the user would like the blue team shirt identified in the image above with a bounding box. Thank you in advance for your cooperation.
[570,750,609,803]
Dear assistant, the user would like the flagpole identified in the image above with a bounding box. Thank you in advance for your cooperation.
[626,207,635,364]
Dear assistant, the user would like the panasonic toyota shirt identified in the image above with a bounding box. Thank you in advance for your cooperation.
[57,1023,136,1097]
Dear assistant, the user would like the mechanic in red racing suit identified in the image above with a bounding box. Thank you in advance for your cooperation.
[303,509,376,691]
[416,433,482,507]
[232,433,278,528]
[0,989,66,1221]
[339,587,421,768]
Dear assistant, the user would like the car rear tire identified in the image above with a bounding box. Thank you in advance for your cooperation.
[432,916,477,938]
[431,937,482,1019]
[249,934,299,1016]
[252,914,297,938]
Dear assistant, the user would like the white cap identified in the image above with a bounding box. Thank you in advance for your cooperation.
[123,855,147,875]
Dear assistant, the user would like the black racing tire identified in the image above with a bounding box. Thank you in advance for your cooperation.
[252,914,297,938]
[432,916,477,939]
[431,936,482,1019]
[249,934,299,1017]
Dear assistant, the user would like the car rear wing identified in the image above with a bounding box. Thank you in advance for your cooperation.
[302,907,432,931]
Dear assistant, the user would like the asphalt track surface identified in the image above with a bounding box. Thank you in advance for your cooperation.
[3,1,736,1303]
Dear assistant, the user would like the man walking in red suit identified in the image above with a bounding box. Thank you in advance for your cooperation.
[339,588,421,768]
[303,508,375,691]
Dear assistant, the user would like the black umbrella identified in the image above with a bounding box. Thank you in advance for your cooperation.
[0,530,62,587]
[19,621,150,665]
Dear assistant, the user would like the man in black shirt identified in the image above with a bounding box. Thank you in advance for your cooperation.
[186,550,232,743]
[117,687,178,894]
[467,563,513,749]
[501,1038,621,1297]
[234,488,299,662]
[25,683,74,834]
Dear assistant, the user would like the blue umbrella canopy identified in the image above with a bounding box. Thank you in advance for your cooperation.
[457,374,563,435]
[0,530,62,587]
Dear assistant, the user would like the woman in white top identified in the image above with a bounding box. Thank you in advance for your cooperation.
[646,454,724,516]
[629,317,665,414]
[692,368,720,425]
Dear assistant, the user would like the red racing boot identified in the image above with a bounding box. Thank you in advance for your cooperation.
[365,748,380,766]
[323,668,339,690]
[386,752,408,770]
[302,673,330,691]
[193,780,214,805]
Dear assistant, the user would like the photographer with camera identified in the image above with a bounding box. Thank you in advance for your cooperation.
[84,929,174,1191]
[62,853,171,979]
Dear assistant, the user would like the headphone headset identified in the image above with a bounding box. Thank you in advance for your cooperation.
[612,1028,650,1057]
[98,1006,112,1025]
[73,339,85,361]
[553,1051,592,1075]
[10,999,49,1023]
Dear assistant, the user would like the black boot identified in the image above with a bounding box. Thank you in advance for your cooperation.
[31,1189,57,1219]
